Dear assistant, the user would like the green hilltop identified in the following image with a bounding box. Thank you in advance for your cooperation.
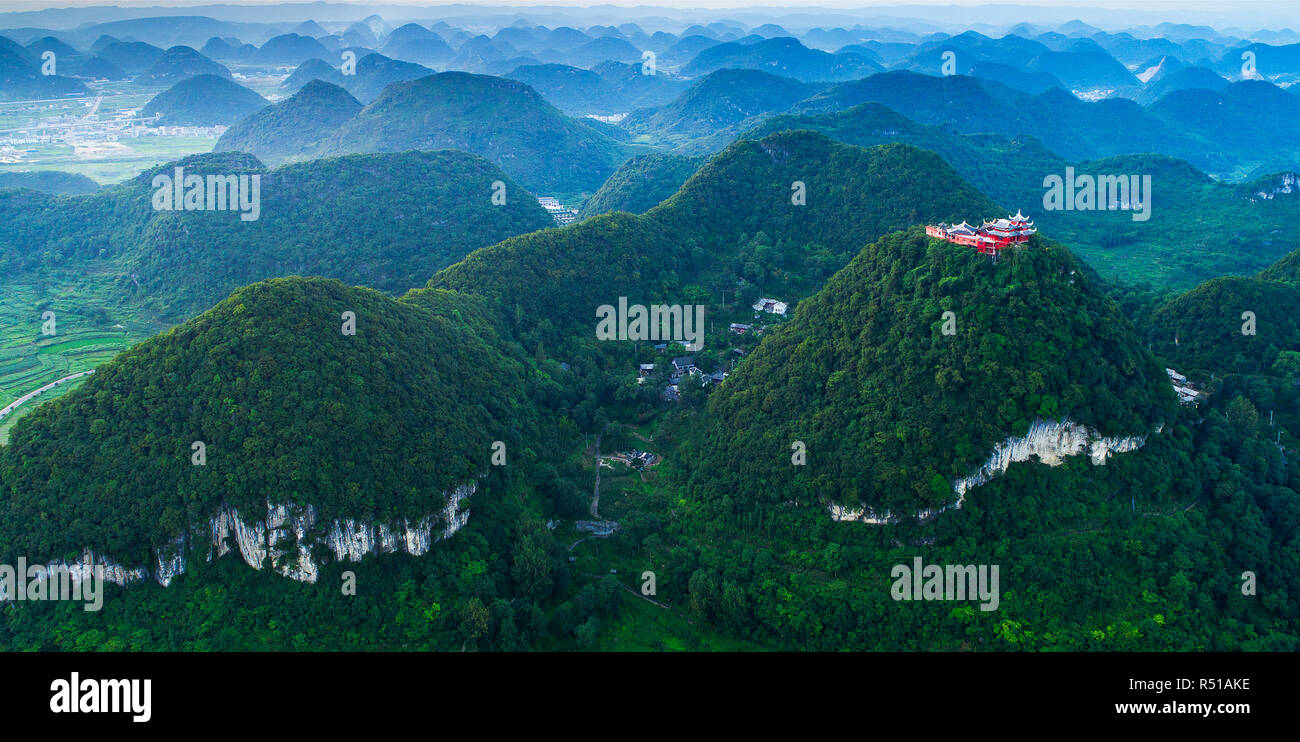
[692,228,1176,516]
[215,80,363,164]
[0,149,553,321]
[320,71,636,198]
[141,74,268,126]
[0,277,534,561]
[578,152,705,218]
[431,131,1002,350]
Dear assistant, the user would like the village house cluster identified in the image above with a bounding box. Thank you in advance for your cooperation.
[631,291,793,400]
[639,353,729,401]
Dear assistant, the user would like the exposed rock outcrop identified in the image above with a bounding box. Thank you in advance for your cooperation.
[2,480,478,599]
[0,548,147,601]
[830,419,1148,524]
[952,419,1146,503]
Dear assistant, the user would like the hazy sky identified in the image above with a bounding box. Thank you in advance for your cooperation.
[2,0,1296,31]
[0,0,1288,8]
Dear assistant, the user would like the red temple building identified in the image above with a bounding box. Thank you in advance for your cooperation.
[926,210,1037,254]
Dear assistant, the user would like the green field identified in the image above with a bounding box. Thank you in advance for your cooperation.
[0,78,267,440]
[0,273,155,444]
[0,136,222,183]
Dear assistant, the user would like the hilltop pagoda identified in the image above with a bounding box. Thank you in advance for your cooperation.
[926,210,1036,254]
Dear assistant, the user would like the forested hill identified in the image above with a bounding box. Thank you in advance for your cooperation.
[319,71,634,197]
[745,102,1061,207]
[0,169,100,195]
[790,71,1297,180]
[0,277,535,561]
[430,131,1001,349]
[578,152,704,218]
[691,228,1177,517]
[1139,237,1300,378]
[742,104,1300,287]
[214,79,362,163]
[657,228,1297,650]
[1259,244,1300,284]
[1147,276,1300,375]
[0,149,554,320]
[140,74,268,126]
[619,68,822,149]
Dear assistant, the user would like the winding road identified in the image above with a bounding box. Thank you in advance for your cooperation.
[0,370,95,422]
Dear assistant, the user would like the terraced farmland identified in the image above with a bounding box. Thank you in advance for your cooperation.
[0,278,150,443]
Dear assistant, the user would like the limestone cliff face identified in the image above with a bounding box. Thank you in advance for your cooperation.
[1,481,478,597]
[951,419,1147,504]
[155,535,187,587]
[0,548,148,601]
[827,503,901,525]
[1250,172,1299,201]
[202,481,477,584]
[830,419,1148,524]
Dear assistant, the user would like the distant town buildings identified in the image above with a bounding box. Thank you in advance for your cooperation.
[537,196,579,225]
[0,95,223,166]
